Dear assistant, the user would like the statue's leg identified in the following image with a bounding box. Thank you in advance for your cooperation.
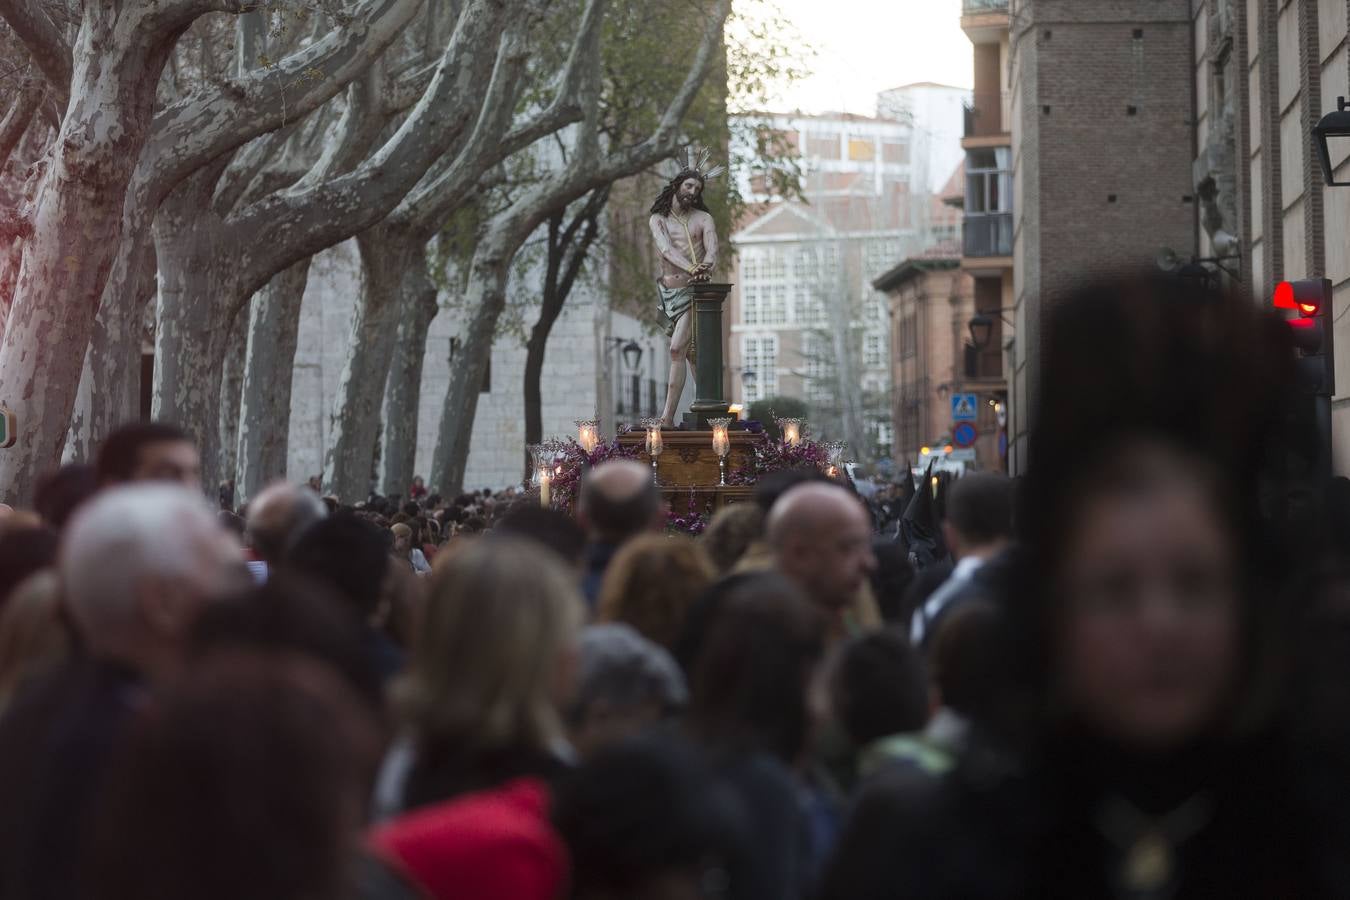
[660,311,693,426]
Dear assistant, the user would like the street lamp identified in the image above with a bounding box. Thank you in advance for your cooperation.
[606,337,642,370]
[1314,96,1350,187]
[968,313,993,352]
[621,339,642,371]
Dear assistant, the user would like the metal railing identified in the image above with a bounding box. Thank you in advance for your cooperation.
[962,0,1008,13]
[963,212,1013,257]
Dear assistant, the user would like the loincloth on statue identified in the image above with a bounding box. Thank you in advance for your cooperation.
[655,282,694,339]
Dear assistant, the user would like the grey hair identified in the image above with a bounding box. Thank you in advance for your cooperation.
[59,484,222,638]
[570,624,688,723]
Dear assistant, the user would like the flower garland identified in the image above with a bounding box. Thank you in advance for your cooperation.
[726,432,831,485]
[544,430,641,511]
[666,488,710,536]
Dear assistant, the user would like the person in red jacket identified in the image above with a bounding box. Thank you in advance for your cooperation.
[369,778,565,900]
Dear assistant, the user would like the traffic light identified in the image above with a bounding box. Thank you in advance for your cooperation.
[1274,278,1335,395]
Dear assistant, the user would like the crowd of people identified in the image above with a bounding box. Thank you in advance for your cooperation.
[2,273,1350,898]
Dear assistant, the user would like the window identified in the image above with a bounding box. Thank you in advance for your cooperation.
[803,332,833,406]
[741,249,762,282]
[794,284,824,325]
[864,240,899,278]
[806,133,841,160]
[882,142,908,164]
[965,147,1012,215]
[766,250,787,280]
[848,138,875,161]
[742,335,778,402]
[793,248,818,282]
[742,286,760,325]
[899,314,917,359]
[863,331,885,368]
[765,285,788,324]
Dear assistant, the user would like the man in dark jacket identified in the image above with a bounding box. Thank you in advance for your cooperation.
[575,460,663,608]
[0,484,248,900]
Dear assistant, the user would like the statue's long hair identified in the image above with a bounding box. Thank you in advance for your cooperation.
[650,169,710,217]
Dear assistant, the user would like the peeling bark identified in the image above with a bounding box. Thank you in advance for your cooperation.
[151,165,238,493]
[67,227,156,462]
[322,227,411,501]
[0,5,187,502]
[379,240,437,496]
[430,240,509,494]
[217,304,248,493]
[236,257,311,506]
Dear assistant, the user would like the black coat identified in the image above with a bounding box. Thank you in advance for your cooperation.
[818,726,1339,900]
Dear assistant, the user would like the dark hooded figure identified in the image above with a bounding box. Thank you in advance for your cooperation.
[819,273,1350,899]
[898,460,948,571]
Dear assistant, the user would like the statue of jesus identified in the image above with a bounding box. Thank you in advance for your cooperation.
[649,151,723,427]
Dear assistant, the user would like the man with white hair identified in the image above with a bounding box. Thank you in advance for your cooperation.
[0,484,246,899]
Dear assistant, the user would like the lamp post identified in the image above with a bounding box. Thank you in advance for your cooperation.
[600,337,644,428]
[967,313,993,352]
[1314,96,1350,187]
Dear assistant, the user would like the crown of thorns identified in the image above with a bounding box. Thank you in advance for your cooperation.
[664,147,725,182]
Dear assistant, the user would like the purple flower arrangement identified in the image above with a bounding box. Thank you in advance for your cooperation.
[666,488,710,536]
[726,432,831,486]
[546,430,640,511]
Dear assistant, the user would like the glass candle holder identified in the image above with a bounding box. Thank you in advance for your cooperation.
[776,417,804,447]
[575,419,600,454]
[640,417,664,484]
[708,417,732,486]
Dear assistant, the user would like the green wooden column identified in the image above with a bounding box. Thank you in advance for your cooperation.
[685,283,732,428]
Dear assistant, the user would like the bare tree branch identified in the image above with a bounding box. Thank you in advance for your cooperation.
[397,0,607,231]
[0,77,43,170]
[137,0,424,210]
[0,1,69,106]
[227,0,521,298]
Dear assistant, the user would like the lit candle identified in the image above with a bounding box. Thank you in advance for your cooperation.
[709,417,732,486]
[575,419,599,453]
[540,471,551,507]
[776,417,804,447]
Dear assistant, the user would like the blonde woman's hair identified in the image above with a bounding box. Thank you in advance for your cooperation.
[0,570,70,714]
[596,534,715,651]
[394,537,583,755]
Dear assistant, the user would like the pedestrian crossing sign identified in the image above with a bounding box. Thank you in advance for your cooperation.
[951,393,978,422]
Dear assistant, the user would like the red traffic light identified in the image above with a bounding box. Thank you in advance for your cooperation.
[1274,279,1330,317]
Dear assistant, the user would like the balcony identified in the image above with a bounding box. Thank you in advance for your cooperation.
[963,212,1013,258]
[962,0,1009,43]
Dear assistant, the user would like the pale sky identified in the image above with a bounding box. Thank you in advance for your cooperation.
[753,0,973,116]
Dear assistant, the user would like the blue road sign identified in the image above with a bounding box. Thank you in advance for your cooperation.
[951,393,979,421]
[953,421,978,448]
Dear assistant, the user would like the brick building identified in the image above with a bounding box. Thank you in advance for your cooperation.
[960,0,1016,470]
[1191,0,1350,473]
[1003,0,1196,472]
[874,245,1005,474]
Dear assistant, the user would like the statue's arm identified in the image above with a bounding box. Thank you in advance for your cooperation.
[700,214,719,272]
[649,214,697,274]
